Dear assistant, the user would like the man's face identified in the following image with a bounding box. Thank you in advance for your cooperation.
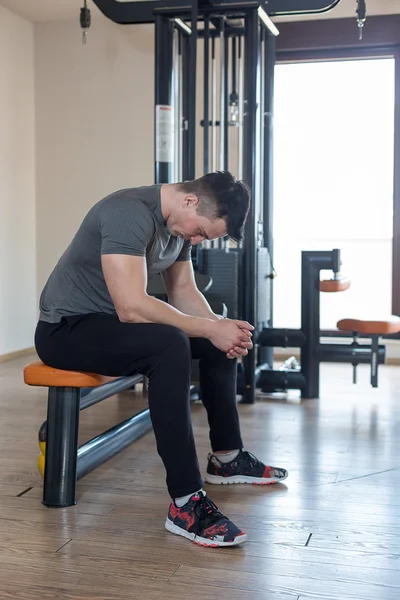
[168,195,227,245]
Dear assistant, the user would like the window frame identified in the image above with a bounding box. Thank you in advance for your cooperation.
[275,14,400,319]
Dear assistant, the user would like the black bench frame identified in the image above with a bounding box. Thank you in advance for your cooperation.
[42,374,152,508]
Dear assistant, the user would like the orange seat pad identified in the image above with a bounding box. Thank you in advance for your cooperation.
[24,361,115,388]
[320,277,351,293]
[337,317,400,336]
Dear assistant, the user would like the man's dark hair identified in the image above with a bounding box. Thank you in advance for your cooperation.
[178,171,251,242]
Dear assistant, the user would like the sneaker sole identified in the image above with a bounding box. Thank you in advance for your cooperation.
[205,473,288,485]
[165,519,247,547]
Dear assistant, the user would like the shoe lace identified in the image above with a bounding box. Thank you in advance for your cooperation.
[242,450,261,468]
[194,494,223,524]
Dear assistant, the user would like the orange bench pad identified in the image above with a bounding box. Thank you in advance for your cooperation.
[320,278,351,293]
[337,317,400,336]
[24,361,115,388]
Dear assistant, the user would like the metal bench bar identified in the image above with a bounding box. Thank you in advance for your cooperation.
[79,374,144,409]
[77,408,152,479]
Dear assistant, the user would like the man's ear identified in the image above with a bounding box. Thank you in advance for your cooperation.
[183,194,200,209]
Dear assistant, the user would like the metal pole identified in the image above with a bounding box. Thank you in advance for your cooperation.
[178,31,183,181]
[218,17,226,250]
[203,15,210,175]
[301,252,322,399]
[42,387,80,508]
[241,9,259,404]
[224,34,229,171]
[219,17,225,171]
[258,26,264,229]
[173,27,180,182]
[238,35,243,181]
[211,36,217,172]
[231,36,237,112]
[300,250,337,399]
[77,409,152,479]
[392,49,400,315]
[370,336,380,387]
[182,33,190,181]
[80,374,143,410]
[263,30,276,272]
[261,29,276,368]
[316,343,385,365]
[155,15,174,184]
[187,1,198,179]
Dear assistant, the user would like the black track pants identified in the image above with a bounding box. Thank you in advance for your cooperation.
[35,314,244,498]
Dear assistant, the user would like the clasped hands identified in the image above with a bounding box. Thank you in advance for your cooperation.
[208,318,255,360]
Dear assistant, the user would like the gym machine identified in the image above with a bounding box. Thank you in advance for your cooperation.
[90,0,371,403]
[256,248,385,399]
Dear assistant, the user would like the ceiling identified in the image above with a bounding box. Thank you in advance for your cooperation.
[0,0,399,23]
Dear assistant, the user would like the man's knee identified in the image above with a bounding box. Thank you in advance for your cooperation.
[199,338,236,364]
[158,325,191,356]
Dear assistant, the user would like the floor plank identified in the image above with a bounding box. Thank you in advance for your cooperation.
[1,355,400,599]
[170,563,400,600]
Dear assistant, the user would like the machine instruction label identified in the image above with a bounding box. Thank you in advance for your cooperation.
[156,105,174,163]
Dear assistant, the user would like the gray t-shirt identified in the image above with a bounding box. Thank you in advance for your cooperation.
[39,184,191,323]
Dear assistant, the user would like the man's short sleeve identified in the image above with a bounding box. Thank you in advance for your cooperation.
[175,240,192,262]
[99,198,155,256]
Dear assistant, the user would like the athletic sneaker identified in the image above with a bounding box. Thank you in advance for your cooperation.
[205,449,288,485]
[165,490,247,547]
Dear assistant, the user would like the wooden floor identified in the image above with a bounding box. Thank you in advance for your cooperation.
[1,355,400,599]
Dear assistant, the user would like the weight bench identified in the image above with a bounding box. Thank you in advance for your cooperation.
[336,317,400,387]
[23,361,152,508]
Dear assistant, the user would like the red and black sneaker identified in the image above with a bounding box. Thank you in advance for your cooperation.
[205,450,288,485]
[165,491,247,547]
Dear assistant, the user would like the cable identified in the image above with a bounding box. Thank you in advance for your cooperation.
[356,0,367,40]
[80,0,91,45]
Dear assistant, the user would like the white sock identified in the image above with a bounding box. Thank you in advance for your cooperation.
[175,489,203,508]
[213,449,240,464]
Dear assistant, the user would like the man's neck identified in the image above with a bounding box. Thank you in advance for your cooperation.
[160,183,178,221]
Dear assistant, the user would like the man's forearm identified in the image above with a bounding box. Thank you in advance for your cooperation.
[120,293,214,337]
[168,287,222,321]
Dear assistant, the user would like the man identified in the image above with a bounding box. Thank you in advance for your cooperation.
[35,170,288,548]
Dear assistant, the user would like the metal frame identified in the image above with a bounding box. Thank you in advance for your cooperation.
[91,0,342,24]
[257,249,386,398]
[393,48,400,314]
[241,9,260,403]
[155,15,174,184]
[256,28,276,373]
[42,377,152,508]
[90,0,352,404]
[79,374,143,409]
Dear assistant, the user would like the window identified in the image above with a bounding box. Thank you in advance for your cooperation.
[273,58,395,329]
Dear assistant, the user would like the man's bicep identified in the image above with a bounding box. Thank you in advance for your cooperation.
[162,259,196,295]
[101,254,148,319]
[175,239,192,262]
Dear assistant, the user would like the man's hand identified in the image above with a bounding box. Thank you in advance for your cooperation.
[226,320,254,359]
[208,319,254,356]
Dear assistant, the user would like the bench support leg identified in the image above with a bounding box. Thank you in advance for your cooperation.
[370,335,379,388]
[43,386,80,508]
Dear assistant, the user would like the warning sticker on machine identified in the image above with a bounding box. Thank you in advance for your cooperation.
[156,105,174,163]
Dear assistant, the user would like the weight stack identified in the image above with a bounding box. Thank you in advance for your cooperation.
[201,248,240,318]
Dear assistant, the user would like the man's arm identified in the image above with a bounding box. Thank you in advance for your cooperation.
[101,254,213,337]
[161,260,221,320]
[101,254,253,355]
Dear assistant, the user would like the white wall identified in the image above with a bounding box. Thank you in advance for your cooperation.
[0,5,36,355]
[35,18,154,293]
